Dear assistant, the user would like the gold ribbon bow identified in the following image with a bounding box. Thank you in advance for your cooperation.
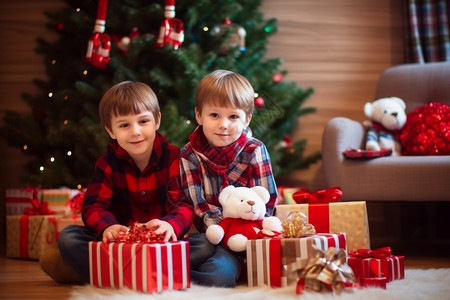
[297,246,356,294]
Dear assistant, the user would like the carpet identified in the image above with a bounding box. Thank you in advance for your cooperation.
[70,268,450,300]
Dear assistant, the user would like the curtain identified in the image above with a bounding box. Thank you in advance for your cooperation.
[404,0,450,63]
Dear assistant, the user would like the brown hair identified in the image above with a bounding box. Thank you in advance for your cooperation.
[195,69,254,116]
[98,81,160,131]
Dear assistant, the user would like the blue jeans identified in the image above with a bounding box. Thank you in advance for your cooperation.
[187,233,244,288]
[58,224,99,283]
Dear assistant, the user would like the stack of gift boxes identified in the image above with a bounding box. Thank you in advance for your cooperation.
[5,187,84,260]
[247,186,405,292]
[6,185,404,294]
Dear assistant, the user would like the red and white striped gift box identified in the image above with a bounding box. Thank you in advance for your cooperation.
[361,255,405,282]
[89,241,189,293]
[246,233,347,287]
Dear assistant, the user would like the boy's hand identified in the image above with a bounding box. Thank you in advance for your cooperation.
[102,224,128,242]
[144,219,177,242]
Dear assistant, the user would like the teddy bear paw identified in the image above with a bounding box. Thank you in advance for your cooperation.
[228,234,248,252]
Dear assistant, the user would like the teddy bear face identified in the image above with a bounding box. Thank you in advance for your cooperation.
[219,186,269,221]
[364,97,407,131]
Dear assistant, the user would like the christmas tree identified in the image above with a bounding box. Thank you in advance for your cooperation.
[1,0,320,189]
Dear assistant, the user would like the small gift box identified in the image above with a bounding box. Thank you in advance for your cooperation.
[5,188,42,215]
[6,215,58,259]
[348,247,404,283]
[246,233,347,287]
[89,241,190,293]
[276,186,302,204]
[42,188,80,214]
[275,189,370,251]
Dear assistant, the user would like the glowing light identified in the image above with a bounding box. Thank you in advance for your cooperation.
[77,184,82,189]
[64,120,68,125]
[67,151,72,156]
[83,70,88,75]
[48,92,53,98]
[203,26,209,32]
[50,157,55,162]
[254,93,259,98]
[186,120,191,125]
[23,145,28,150]
[40,166,44,172]
[51,60,56,65]
[76,8,81,12]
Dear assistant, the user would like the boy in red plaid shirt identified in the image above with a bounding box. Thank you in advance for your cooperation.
[40,81,195,284]
[180,70,277,287]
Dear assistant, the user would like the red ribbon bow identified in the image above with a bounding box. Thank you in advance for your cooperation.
[348,246,392,259]
[292,187,342,203]
[23,199,56,215]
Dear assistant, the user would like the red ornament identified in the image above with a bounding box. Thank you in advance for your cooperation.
[56,22,64,33]
[399,102,450,155]
[156,0,184,49]
[272,72,283,83]
[85,0,110,69]
[254,96,265,108]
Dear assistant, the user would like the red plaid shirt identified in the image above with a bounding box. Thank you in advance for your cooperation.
[82,133,194,238]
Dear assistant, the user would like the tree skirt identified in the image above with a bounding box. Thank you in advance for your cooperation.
[70,268,449,300]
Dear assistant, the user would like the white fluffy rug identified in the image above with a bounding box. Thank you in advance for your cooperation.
[70,268,450,300]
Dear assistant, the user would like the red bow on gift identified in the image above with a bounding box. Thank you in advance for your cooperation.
[23,199,56,215]
[349,246,392,259]
[292,187,342,203]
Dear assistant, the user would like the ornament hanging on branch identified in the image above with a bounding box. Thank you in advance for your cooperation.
[112,27,139,55]
[85,0,111,69]
[156,0,184,49]
[212,18,246,55]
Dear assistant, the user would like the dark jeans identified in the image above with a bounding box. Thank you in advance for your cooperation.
[187,233,244,287]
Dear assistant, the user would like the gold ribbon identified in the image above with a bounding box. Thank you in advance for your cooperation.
[281,211,316,238]
[297,246,356,294]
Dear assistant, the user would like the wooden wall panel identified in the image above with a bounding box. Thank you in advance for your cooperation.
[260,0,404,188]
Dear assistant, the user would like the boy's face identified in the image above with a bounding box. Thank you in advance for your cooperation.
[195,104,251,147]
[105,111,161,167]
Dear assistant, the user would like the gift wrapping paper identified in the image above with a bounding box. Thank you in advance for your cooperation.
[348,255,404,283]
[5,188,42,216]
[246,233,347,287]
[89,241,190,293]
[42,188,79,214]
[274,201,370,251]
[6,215,57,259]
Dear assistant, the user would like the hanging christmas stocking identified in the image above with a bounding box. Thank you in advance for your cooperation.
[156,0,184,49]
[85,0,111,69]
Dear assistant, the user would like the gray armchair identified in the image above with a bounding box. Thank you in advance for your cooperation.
[321,62,450,202]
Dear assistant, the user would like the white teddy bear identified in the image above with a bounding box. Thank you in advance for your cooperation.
[206,185,282,252]
[363,97,407,156]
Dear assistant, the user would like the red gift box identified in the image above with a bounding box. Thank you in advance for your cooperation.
[246,233,347,287]
[6,215,58,259]
[348,247,404,283]
[89,241,190,293]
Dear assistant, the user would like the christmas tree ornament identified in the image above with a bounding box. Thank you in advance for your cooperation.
[85,0,111,69]
[273,72,283,83]
[212,19,246,55]
[56,22,64,33]
[254,96,265,108]
[112,27,139,55]
[156,0,184,49]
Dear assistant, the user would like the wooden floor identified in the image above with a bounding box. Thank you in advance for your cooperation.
[1,254,450,300]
